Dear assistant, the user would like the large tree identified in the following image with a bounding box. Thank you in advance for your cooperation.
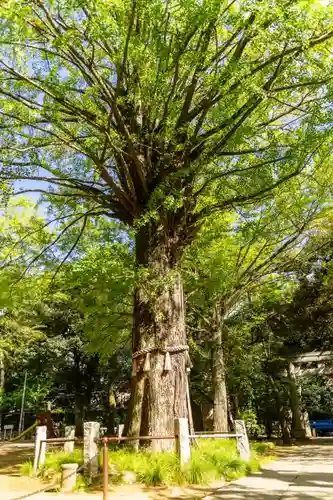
[0,0,332,447]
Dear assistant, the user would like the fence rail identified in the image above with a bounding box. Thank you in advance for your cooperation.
[34,425,76,473]
[97,435,175,442]
[40,437,77,443]
[190,433,243,439]
[97,419,250,500]
[32,419,250,499]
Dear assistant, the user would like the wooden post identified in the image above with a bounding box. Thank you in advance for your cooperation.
[312,427,317,437]
[235,420,250,461]
[33,425,47,473]
[84,421,100,477]
[64,425,75,454]
[103,438,109,500]
[175,418,191,466]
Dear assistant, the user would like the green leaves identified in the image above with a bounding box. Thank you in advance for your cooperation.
[0,0,332,229]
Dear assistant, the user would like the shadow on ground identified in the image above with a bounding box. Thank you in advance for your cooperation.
[198,442,333,500]
[142,441,333,500]
[0,442,34,475]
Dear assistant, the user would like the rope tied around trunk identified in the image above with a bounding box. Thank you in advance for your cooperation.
[132,345,192,376]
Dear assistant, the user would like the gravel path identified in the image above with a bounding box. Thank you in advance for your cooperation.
[206,441,333,500]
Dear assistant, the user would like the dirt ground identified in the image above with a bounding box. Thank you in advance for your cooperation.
[0,441,221,499]
[0,442,43,492]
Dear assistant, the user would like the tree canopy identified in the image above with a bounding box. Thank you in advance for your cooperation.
[0,0,332,231]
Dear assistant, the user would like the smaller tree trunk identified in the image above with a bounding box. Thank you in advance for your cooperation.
[268,375,291,444]
[279,406,292,445]
[287,362,306,439]
[212,309,228,432]
[74,401,84,437]
[265,419,273,438]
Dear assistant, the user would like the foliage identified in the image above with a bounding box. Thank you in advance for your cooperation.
[239,410,263,436]
[0,378,52,412]
[0,0,332,253]
[300,374,333,418]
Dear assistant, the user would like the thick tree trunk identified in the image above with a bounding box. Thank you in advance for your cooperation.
[127,224,188,451]
[212,343,228,432]
[287,362,306,439]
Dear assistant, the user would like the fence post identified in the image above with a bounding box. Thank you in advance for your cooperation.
[235,420,250,461]
[103,438,109,500]
[84,421,100,477]
[33,425,47,473]
[64,425,75,454]
[174,418,191,466]
[117,423,124,438]
[117,423,124,444]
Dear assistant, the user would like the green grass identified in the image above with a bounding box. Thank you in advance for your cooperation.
[21,449,83,483]
[21,439,274,489]
[106,439,275,487]
[39,449,83,482]
[20,460,34,477]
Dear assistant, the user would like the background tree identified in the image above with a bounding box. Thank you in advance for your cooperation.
[184,175,328,431]
[0,0,333,445]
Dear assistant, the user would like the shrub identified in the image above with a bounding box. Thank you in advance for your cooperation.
[251,441,275,455]
[239,410,263,436]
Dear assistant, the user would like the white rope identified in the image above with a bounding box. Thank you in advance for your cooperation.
[132,344,189,359]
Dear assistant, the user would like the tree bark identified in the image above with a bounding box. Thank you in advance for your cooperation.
[287,362,306,439]
[279,405,292,445]
[127,222,188,451]
[211,305,228,432]
[212,343,228,432]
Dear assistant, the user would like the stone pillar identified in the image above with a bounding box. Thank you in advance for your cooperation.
[301,410,312,438]
[33,425,47,473]
[64,425,75,454]
[235,420,250,461]
[117,423,124,438]
[84,421,100,477]
[174,418,191,466]
[61,463,78,493]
